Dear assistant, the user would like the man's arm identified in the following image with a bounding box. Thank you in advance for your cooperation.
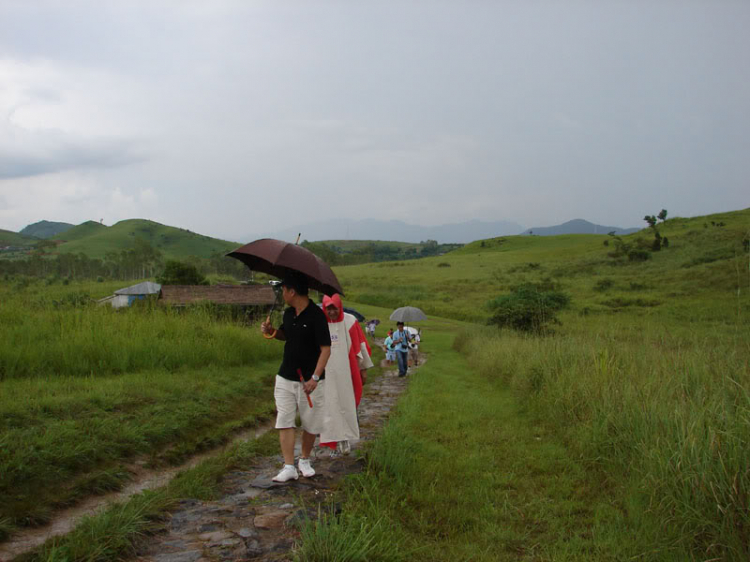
[304,345,331,394]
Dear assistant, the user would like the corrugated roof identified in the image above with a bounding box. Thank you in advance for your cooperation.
[114,281,162,295]
[159,284,276,306]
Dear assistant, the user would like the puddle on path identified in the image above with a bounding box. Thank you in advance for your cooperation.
[1,345,421,562]
[131,360,419,562]
[0,421,276,560]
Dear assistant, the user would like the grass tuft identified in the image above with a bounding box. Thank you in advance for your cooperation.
[294,508,411,562]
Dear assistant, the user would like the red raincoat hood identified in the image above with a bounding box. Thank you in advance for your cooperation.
[322,293,344,323]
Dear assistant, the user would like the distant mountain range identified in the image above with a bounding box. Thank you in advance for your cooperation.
[251,218,640,244]
[253,219,525,245]
[520,219,640,236]
[3,217,642,258]
[20,220,75,239]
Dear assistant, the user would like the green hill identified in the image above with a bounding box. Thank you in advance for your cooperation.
[51,220,107,242]
[0,229,38,247]
[20,220,74,239]
[336,207,750,323]
[51,219,239,260]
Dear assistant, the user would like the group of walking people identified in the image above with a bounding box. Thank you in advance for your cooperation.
[260,272,374,483]
[384,323,420,377]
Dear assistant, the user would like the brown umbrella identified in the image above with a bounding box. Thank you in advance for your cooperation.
[227,238,344,296]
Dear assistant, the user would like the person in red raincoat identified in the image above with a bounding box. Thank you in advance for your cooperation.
[320,294,373,456]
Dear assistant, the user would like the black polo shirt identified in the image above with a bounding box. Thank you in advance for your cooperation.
[277,300,331,382]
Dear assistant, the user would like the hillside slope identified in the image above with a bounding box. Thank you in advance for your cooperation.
[51,220,107,242]
[20,220,74,239]
[336,208,750,323]
[0,229,38,247]
[520,218,640,236]
[52,219,240,259]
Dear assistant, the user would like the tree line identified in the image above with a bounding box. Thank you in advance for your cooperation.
[0,238,248,282]
[300,239,462,265]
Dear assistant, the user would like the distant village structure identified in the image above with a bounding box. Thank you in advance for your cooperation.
[97,281,162,309]
[98,282,275,315]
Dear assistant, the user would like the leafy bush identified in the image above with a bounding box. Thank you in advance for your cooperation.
[627,249,651,262]
[157,260,208,285]
[486,284,570,332]
[593,278,614,292]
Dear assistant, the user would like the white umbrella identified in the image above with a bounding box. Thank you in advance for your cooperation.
[389,306,427,322]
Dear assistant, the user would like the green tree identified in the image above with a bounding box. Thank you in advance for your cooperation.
[157,260,208,285]
[644,209,668,251]
[487,284,570,333]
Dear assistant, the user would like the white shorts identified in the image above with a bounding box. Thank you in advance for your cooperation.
[274,375,325,434]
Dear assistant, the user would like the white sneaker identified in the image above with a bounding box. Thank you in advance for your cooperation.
[338,440,351,455]
[272,465,298,482]
[298,457,315,478]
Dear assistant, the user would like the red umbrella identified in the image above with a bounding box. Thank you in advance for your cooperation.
[227,238,344,296]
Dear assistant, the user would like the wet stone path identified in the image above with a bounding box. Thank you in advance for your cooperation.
[133,354,421,562]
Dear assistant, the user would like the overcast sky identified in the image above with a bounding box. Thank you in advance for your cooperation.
[1,0,748,242]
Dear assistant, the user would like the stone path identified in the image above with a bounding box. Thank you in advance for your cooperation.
[132,353,421,562]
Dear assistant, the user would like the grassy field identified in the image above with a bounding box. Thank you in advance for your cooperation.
[0,279,282,537]
[297,301,749,561]
[299,209,750,561]
[336,208,750,323]
[2,207,749,560]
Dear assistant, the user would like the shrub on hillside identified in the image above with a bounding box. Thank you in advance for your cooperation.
[157,260,209,285]
[593,278,614,292]
[627,249,651,262]
[486,284,570,333]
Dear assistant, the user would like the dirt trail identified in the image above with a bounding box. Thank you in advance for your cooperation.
[1,344,419,562]
[131,354,420,562]
[0,427,278,562]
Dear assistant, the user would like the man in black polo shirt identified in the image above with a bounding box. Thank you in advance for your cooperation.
[261,272,331,482]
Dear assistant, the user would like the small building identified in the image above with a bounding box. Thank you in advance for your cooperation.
[98,281,162,309]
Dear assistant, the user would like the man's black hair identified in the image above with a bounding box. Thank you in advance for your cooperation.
[281,271,309,296]
[397,321,405,326]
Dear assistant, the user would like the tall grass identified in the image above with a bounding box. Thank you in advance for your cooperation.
[0,282,278,380]
[455,317,750,559]
[294,510,409,562]
[0,279,283,531]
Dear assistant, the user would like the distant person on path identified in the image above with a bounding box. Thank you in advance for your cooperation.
[408,329,421,366]
[393,322,410,377]
[384,329,395,364]
[366,320,377,338]
[261,272,331,482]
[319,294,373,456]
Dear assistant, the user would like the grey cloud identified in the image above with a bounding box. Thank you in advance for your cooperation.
[0,124,147,180]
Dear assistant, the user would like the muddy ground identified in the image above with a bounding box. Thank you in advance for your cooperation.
[0,341,420,562]
[131,353,420,562]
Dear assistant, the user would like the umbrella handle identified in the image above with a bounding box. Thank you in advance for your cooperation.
[262,314,277,339]
[298,368,314,408]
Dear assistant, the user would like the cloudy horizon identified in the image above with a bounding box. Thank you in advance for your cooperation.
[1,1,748,242]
